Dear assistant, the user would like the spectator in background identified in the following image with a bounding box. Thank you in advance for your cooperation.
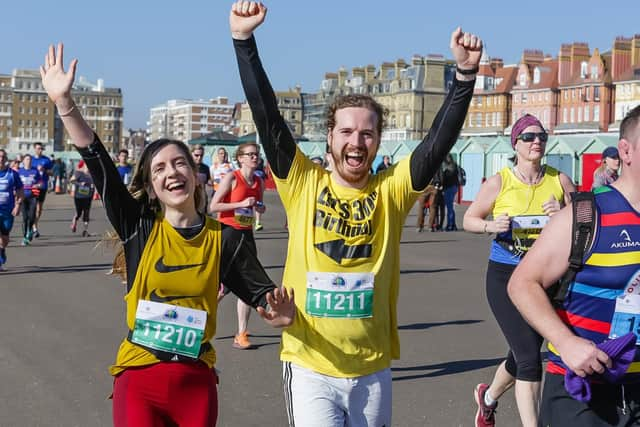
[210,147,235,201]
[116,149,133,185]
[375,155,392,173]
[441,153,460,231]
[592,146,620,190]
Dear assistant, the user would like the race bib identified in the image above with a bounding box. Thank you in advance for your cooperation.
[234,207,254,226]
[610,270,640,345]
[130,300,207,359]
[511,215,550,230]
[77,184,91,196]
[305,272,374,318]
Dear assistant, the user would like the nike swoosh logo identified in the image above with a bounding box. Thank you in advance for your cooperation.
[149,289,199,303]
[155,256,207,274]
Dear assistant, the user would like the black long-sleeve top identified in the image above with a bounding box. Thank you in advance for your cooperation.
[75,134,276,309]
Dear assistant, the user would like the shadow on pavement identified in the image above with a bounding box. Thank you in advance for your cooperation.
[400,268,459,275]
[400,239,456,245]
[0,263,112,275]
[391,357,504,381]
[398,319,483,330]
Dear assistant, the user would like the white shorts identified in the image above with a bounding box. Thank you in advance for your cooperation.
[282,361,392,427]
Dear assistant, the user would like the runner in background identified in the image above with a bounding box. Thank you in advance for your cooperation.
[31,142,53,238]
[210,142,266,350]
[69,160,95,236]
[253,156,266,231]
[463,113,575,427]
[18,154,43,246]
[116,149,133,185]
[192,144,212,203]
[0,149,24,271]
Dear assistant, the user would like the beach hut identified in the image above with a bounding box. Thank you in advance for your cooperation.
[485,136,513,177]
[459,137,491,202]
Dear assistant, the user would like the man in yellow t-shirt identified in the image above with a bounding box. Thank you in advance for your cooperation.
[231,1,483,425]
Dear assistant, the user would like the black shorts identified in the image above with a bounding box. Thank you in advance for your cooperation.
[540,373,640,426]
[221,228,256,296]
[36,190,47,204]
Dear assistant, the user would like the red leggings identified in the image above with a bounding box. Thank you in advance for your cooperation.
[113,362,218,427]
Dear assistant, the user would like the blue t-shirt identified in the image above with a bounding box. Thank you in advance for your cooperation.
[0,168,23,213]
[18,167,42,199]
[31,155,53,189]
[117,164,133,184]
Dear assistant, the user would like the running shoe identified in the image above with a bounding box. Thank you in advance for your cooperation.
[474,383,497,427]
[233,331,252,349]
[254,223,263,231]
[70,220,77,233]
[22,237,30,246]
[33,229,40,238]
[26,230,33,242]
[0,249,6,265]
[82,230,89,237]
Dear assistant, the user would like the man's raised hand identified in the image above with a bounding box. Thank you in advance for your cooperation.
[450,28,483,71]
[230,1,268,40]
[39,43,77,108]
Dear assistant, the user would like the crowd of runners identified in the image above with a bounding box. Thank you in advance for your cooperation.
[1,1,639,426]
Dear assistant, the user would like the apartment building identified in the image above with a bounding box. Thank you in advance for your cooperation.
[238,87,303,137]
[148,97,235,143]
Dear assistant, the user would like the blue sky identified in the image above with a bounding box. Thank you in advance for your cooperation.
[2,1,638,129]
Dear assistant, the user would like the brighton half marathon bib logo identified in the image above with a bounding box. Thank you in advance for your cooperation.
[609,270,640,344]
[313,187,377,263]
[305,272,374,318]
[611,229,640,250]
[131,300,207,359]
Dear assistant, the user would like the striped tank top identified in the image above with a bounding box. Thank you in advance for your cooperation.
[547,185,640,382]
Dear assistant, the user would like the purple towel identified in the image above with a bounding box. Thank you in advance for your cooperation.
[564,332,637,402]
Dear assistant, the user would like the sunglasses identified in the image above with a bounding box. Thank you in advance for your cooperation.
[240,152,259,158]
[518,132,548,143]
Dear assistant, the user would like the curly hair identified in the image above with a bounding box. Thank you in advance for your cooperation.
[326,94,388,136]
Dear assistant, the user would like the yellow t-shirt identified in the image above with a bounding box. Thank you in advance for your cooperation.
[493,166,564,251]
[109,216,221,376]
[275,149,423,377]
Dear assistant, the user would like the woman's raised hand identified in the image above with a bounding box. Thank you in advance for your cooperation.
[39,43,77,107]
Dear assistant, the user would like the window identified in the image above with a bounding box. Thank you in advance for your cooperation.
[591,65,598,79]
[519,73,526,87]
[570,108,575,123]
[584,105,590,121]
[594,86,600,100]
[533,67,541,84]
[522,93,528,104]
[563,108,568,123]
[580,61,588,78]
[578,107,582,122]
[594,105,600,121]
[475,113,482,127]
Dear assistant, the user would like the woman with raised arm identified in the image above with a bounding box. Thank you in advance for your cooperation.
[463,114,575,427]
[40,43,294,427]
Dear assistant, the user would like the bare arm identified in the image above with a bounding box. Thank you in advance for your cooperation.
[463,174,510,234]
[508,207,610,377]
[559,172,577,206]
[209,173,255,213]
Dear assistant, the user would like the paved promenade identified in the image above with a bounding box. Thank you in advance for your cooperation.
[0,191,524,426]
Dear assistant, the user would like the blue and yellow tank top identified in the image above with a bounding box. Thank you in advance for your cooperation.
[547,186,640,382]
[489,166,564,265]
